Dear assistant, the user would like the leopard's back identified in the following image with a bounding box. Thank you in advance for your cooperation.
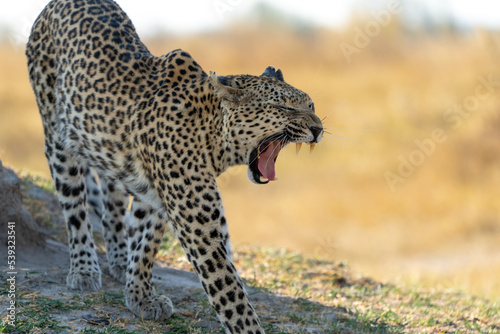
[26,0,150,140]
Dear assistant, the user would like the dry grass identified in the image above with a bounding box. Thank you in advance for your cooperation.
[1,20,500,298]
[4,171,500,333]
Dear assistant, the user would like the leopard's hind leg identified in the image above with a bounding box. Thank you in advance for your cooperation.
[98,174,129,283]
[45,143,102,291]
[84,168,129,283]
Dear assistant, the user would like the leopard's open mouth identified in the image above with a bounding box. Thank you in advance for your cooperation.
[249,134,290,184]
[248,130,320,184]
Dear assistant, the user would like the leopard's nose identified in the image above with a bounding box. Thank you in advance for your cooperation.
[309,126,323,143]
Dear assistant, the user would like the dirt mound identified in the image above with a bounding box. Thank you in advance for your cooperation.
[0,160,45,248]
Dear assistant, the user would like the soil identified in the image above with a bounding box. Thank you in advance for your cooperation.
[0,167,337,333]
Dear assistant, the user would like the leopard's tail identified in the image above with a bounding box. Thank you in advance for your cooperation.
[26,0,58,130]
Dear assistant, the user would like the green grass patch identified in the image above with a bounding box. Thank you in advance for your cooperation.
[5,175,500,333]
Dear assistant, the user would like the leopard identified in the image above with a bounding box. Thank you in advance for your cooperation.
[26,0,323,333]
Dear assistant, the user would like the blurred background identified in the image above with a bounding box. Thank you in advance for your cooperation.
[1,0,500,298]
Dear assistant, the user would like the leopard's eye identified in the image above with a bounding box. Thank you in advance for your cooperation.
[308,101,315,111]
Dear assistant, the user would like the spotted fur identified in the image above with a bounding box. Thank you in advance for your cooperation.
[26,0,323,333]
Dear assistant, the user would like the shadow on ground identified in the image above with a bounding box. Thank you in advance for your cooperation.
[0,168,399,334]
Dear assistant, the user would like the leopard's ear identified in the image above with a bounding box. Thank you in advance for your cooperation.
[209,71,248,103]
[261,66,284,82]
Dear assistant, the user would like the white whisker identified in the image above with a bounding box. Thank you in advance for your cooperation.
[307,62,323,92]
[324,131,370,151]
[247,132,286,166]
[324,131,357,142]
[320,134,355,153]
[324,126,378,132]
[321,100,347,122]
[275,137,289,168]
[321,117,368,126]
[263,135,287,171]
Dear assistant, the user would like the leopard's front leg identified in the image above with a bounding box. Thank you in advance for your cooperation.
[169,180,264,334]
[124,197,174,321]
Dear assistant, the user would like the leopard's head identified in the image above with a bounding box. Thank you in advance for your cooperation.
[210,66,323,184]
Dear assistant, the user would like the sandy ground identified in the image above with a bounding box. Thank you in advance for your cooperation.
[0,182,337,333]
[0,238,337,333]
[0,234,222,332]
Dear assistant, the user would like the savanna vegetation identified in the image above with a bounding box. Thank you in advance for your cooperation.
[1,8,500,303]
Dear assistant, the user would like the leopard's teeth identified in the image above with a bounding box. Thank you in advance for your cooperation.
[259,176,269,183]
[309,143,316,154]
[269,177,279,182]
[296,143,302,155]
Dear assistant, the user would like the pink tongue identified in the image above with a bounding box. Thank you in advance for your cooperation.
[258,140,281,180]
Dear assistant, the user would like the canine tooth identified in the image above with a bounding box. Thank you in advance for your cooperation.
[270,177,279,181]
[309,143,316,153]
[259,176,269,183]
[296,143,302,155]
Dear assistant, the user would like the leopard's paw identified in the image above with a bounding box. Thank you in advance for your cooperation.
[126,294,174,321]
